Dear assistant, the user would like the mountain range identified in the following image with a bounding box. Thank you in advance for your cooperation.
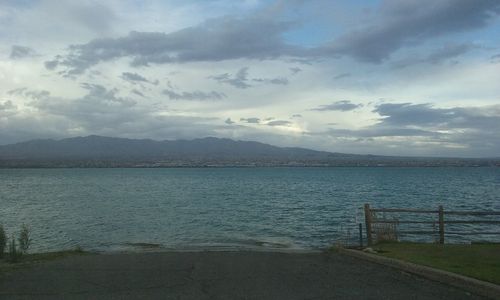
[0,135,498,167]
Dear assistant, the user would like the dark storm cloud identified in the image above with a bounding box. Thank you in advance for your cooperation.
[490,53,500,63]
[311,100,362,112]
[121,72,159,85]
[210,67,289,88]
[289,67,302,75]
[323,0,500,63]
[0,100,15,110]
[323,127,439,138]
[121,72,148,83]
[9,45,36,59]
[7,87,50,99]
[45,15,302,74]
[7,87,27,95]
[317,103,500,153]
[252,77,289,85]
[374,103,452,126]
[0,100,18,118]
[393,43,477,68]
[373,103,500,130]
[130,89,146,97]
[209,67,251,89]
[44,59,59,70]
[240,117,260,124]
[266,120,291,126]
[333,73,351,80]
[423,43,476,64]
[44,0,500,74]
[78,83,136,107]
[163,89,226,101]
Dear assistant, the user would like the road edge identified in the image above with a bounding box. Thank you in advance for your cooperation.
[339,248,500,300]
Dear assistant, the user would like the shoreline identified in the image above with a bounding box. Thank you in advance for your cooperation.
[2,164,500,169]
[99,246,323,254]
[21,245,324,256]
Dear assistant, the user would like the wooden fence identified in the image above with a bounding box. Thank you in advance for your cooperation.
[364,203,500,245]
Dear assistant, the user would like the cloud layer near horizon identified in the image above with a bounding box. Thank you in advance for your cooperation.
[1,0,500,157]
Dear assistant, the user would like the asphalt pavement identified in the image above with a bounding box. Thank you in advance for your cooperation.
[0,251,486,299]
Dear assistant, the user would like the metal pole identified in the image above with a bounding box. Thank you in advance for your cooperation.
[364,204,373,246]
[359,223,363,248]
[438,205,445,244]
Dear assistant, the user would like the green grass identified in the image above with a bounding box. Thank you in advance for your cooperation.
[372,242,500,285]
[0,248,87,277]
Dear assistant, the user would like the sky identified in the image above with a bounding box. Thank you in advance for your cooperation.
[1,0,500,157]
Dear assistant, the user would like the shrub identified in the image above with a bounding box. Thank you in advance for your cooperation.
[18,224,31,254]
[0,225,6,258]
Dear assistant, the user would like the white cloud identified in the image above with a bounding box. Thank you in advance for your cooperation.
[0,0,499,157]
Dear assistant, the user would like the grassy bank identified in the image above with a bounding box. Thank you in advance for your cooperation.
[0,249,86,277]
[372,242,500,285]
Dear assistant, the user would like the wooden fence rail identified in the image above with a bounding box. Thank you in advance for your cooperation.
[364,203,500,245]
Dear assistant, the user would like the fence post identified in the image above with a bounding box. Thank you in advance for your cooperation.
[438,205,444,244]
[364,203,373,246]
[359,223,363,248]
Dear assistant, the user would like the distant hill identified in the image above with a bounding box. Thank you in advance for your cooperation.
[0,135,345,160]
[0,135,498,167]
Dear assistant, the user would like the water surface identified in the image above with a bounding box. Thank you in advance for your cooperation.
[1,167,499,252]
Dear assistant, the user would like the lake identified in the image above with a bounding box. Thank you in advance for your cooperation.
[1,167,499,252]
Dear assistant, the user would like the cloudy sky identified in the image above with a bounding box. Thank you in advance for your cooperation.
[1,0,500,157]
